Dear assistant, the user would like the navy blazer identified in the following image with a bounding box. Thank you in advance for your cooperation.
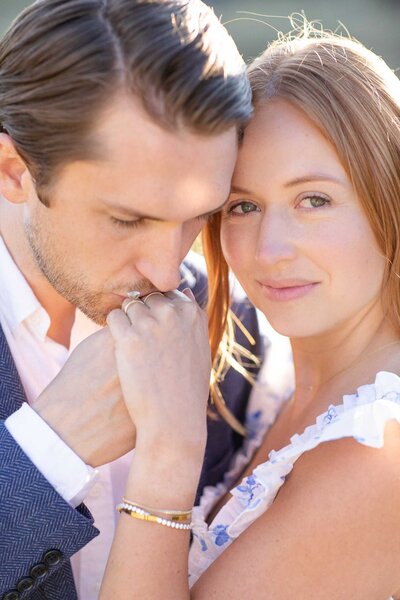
[0,255,262,599]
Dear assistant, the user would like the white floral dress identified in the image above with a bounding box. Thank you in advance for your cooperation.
[189,367,400,599]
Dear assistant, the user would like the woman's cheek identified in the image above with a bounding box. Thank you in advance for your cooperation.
[220,224,247,272]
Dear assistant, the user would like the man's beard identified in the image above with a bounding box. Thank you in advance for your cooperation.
[25,218,118,326]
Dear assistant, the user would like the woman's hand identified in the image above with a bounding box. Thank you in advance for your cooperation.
[107,289,211,460]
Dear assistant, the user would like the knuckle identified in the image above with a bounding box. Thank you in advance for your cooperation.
[159,303,177,323]
[142,314,159,333]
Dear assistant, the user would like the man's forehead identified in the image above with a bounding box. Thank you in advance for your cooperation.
[94,93,238,165]
[52,142,234,218]
[51,94,237,215]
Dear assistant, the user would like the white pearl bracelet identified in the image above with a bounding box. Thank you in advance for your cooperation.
[117,502,193,530]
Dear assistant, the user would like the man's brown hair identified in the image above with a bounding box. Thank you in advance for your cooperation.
[0,0,251,191]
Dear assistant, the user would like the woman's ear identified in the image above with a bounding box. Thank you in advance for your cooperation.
[0,133,32,204]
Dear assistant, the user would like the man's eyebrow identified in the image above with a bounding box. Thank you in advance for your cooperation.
[103,202,163,221]
[102,196,230,221]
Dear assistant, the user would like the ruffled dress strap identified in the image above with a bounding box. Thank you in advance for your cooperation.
[229,371,400,535]
[189,371,400,588]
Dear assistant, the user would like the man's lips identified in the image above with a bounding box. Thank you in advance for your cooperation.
[257,279,320,302]
[112,290,155,301]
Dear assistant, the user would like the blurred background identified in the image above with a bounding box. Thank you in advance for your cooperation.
[1,0,399,69]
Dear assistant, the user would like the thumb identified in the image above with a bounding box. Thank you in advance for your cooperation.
[106,308,130,341]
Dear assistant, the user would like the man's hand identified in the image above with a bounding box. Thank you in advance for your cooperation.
[33,327,136,467]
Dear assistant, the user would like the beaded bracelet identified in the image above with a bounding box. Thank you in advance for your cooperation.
[117,502,193,530]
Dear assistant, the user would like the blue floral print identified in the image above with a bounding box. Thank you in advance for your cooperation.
[193,533,208,552]
[382,391,400,404]
[236,475,260,506]
[211,525,230,547]
[246,409,264,440]
[323,406,338,425]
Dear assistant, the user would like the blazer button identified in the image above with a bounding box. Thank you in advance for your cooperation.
[30,562,48,579]
[16,577,34,593]
[43,549,63,567]
[2,591,20,600]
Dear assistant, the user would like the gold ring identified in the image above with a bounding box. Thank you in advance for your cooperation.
[123,298,145,315]
[142,292,165,304]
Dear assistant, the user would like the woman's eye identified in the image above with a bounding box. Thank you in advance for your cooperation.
[111,216,142,229]
[228,201,259,216]
[297,195,331,209]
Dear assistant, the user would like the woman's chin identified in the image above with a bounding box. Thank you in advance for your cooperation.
[258,313,325,339]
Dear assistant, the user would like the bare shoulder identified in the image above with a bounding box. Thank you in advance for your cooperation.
[192,420,400,600]
[290,417,400,501]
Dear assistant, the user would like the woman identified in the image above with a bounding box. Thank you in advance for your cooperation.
[100,30,400,599]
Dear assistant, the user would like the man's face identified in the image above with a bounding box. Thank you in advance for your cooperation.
[22,94,238,324]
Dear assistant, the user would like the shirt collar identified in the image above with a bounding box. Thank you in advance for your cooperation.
[0,236,50,339]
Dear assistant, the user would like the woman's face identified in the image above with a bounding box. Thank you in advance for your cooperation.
[220,99,387,339]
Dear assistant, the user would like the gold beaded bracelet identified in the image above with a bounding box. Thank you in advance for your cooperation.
[117,502,192,530]
[121,498,192,522]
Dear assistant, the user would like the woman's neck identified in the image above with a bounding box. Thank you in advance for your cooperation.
[290,301,400,411]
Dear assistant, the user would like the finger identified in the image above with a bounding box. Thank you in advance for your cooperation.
[122,297,149,322]
[107,308,131,339]
[164,289,193,304]
[182,287,197,303]
[142,291,173,310]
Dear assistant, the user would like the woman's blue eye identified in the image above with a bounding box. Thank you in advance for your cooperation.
[229,201,258,215]
[298,195,330,209]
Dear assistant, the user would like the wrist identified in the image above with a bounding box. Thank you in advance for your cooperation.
[125,447,204,509]
[33,393,85,460]
[135,426,207,460]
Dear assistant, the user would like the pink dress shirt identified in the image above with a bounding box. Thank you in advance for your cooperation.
[0,236,133,599]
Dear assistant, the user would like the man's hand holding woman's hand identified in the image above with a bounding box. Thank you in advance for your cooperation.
[34,288,211,496]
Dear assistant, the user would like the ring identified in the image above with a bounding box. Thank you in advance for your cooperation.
[123,298,145,315]
[127,290,141,299]
[142,292,165,304]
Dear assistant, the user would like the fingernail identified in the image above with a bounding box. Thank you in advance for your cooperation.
[183,287,196,300]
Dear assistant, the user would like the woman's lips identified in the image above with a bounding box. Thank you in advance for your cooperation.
[258,281,319,302]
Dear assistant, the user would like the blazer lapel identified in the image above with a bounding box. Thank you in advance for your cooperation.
[0,324,27,419]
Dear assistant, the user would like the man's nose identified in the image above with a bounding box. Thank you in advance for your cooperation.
[135,224,184,292]
[255,209,297,267]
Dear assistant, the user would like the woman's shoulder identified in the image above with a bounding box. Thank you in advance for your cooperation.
[236,370,400,527]
[265,369,400,564]
[289,371,400,495]
[191,373,400,598]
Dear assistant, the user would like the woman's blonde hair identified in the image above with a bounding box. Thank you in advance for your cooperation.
[204,26,400,430]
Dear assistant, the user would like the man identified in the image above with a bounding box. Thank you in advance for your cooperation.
[0,1,261,598]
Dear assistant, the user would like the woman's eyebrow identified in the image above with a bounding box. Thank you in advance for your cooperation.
[284,173,346,187]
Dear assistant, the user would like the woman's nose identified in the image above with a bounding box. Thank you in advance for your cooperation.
[255,210,297,267]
